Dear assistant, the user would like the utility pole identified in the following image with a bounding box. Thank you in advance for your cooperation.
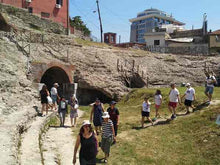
[96,0,103,42]
[119,35,121,44]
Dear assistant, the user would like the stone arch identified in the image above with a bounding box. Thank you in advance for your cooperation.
[31,62,75,97]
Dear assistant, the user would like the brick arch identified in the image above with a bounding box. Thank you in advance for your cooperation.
[31,62,75,84]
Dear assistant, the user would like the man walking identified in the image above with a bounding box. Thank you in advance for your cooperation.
[181,83,196,114]
[51,83,60,111]
[205,71,217,102]
[168,83,181,120]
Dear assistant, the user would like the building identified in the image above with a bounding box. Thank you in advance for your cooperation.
[104,32,116,44]
[129,8,185,43]
[209,29,220,53]
[0,0,69,28]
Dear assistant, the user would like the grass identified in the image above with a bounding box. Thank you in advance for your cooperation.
[79,87,220,164]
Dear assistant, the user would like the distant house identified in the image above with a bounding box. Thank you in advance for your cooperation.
[104,32,116,44]
[209,30,220,53]
[0,0,69,28]
[129,8,185,43]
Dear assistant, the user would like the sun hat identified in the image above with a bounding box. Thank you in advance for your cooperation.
[54,83,59,87]
[186,83,191,87]
[82,120,91,127]
[102,112,110,118]
[95,98,100,102]
[110,101,117,105]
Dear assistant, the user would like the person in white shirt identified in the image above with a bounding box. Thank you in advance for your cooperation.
[154,90,162,118]
[181,83,196,114]
[141,97,153,128]
[168,83,181,119]
[51,83,60,111]
[205,71,217,102]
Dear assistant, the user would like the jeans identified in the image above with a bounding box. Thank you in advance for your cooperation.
[59,111,66,126]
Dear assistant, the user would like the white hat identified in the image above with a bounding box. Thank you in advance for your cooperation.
[82,120,91,127]
[186,83,191,87]
[54,83,59,87]
[102,112,110,118]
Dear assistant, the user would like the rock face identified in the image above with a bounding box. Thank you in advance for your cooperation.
[1,21,220,164]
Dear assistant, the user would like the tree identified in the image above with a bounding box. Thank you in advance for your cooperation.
[70,16,91,36]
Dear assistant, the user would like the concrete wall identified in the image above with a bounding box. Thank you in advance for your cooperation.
[145,33,166,46]
[1,0,68,28]
[210,35,220,48]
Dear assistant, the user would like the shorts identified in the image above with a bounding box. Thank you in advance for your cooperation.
[184,99,193,106]
[205,86,214,94]
[51,95,57,104]
[70,109,78,118]
[155,104,161,109]
[142,111,150,117]
[168,102,178,108]
[101,136,113,155]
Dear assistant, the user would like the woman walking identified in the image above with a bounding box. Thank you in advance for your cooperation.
[69,95,79,127]
[40,85,49,116]
[90,98,104,135]
[107,101,119,144]
[73,120,98,165]
[101,112,116,163]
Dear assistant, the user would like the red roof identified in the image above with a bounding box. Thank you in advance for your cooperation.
[211,30,220,35]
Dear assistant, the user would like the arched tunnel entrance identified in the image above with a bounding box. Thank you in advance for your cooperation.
[76,88,112,105]
[40,67,73,98]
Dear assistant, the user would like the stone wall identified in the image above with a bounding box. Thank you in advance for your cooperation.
[146,44,209,55]
[170,29,204,38]
[0,3,67,34]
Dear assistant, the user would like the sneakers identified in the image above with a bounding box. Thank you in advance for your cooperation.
[104,159,108,163]
[171,114,177,120]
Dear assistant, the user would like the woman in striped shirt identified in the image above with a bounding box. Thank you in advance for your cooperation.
[101,112,116,163]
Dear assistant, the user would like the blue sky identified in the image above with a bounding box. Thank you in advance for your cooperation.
[69,0,220,43]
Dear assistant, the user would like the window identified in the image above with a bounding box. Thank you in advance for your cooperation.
[111,36,114,42]
[56,0,63,6]
[28,7,33,13]
[154,40,160,46]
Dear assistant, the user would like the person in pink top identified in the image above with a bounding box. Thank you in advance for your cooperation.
[168,83,181,120]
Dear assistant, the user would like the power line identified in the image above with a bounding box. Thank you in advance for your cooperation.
[70,0,100,30]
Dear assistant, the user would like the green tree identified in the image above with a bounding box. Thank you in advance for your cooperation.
[70,16,91,36]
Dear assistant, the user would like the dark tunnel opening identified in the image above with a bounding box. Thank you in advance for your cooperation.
[76,88,112,105]
[40,67,73,98]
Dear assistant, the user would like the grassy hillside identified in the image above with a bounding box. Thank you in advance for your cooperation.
[106,87,220,165]
[78,87,220,164]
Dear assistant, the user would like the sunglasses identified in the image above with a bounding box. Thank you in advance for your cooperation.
[84,124,91,127]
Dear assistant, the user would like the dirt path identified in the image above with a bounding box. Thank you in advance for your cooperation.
[20,112,54,165]
[0,104,38,165]
[42,110,84,165]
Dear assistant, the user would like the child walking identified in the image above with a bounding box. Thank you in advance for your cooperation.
[58,96,68,127]
[101,112,116,163]
[69,95,79,127]
[141,97,153,128]
[154,90,162,118]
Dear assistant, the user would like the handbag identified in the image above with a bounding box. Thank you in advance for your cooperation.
[47,96,53,104]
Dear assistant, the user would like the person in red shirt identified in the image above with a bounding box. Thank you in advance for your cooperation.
[107,101,119,144]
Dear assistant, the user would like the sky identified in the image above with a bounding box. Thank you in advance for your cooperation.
[69,0,220,43]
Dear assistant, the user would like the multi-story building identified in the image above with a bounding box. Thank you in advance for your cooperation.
[1,0,69,28]
[129,8,185,43]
